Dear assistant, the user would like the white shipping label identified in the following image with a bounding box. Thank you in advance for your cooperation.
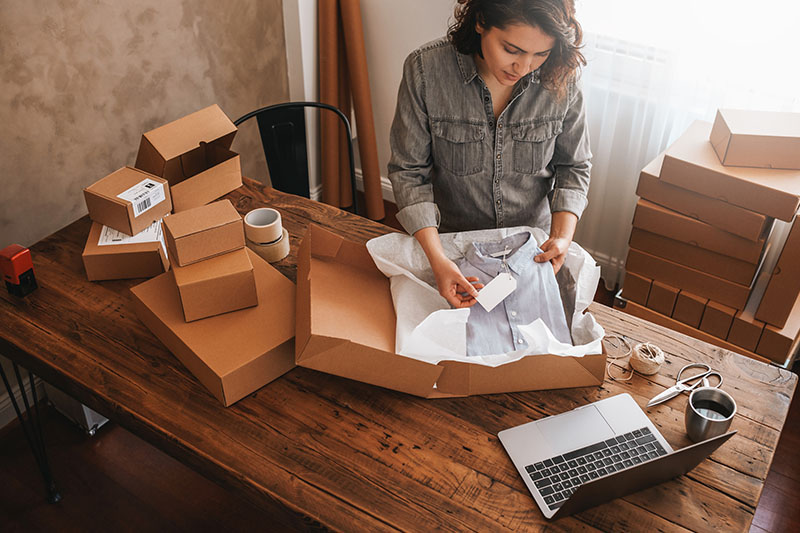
[476,272,517,313]
[98,219,164,250]
[116,179,166,218]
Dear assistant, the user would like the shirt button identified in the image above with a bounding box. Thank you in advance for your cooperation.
[496,199,501,206]
[517,339,524,344]
[494,178,499,184]
[498,123,503,129]
[511,311,517,317]
[496,154,501,159]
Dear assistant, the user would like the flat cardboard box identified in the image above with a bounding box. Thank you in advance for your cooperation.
[646,280,678,317]
[172,248,258,322]
[636,153,768,241]
[710,109,800,170]
[625,248,750,310]
[755,291,800,365]
[134,104,242,213]
[632,199,766,264]
[295,224,606,398]
[629,228,758,286]
[728,312,765,353]
[699,301,736,340]
[130,247,295,406]
[672,291,708,329]
[660,120,800,221]
[755,214,800,328]
[613,298,768,364]
[621,271,652,306]
[82,221,169,281]
[83,166,172,236]
[163,200,245,267]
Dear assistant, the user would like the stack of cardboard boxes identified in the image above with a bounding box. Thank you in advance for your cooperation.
[81,104,242,281]
[618,110,800,366]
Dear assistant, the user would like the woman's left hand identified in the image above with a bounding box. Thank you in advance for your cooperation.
[534,236,571,274]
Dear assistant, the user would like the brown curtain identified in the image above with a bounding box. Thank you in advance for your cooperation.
[318,0,385,220]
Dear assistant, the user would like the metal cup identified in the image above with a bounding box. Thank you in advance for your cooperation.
[685,387,736,442]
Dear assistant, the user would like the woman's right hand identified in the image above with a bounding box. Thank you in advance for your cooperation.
[429,255,482,308]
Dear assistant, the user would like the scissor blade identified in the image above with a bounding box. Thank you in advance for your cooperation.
[647,386,681,407]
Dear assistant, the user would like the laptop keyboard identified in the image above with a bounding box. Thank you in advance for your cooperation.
[524,426,667,510]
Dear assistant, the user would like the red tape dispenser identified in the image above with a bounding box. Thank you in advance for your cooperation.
[1,244,38,297]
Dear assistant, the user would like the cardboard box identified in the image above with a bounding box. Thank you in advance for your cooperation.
[699,301,736,340]
[710,109,800,170]
[172,248,258,322]
[636,153,768,241]
[613,298,768,364]
[660,120,800,222]
[295,224,606,398]
[130,247,295,406]
[625,248,750,310]
[672,291,708,329]
[83,166,172,236]
[728,312,765,353]
[621,271,652,306]
[163,200,245,267]
[82,221,169,281]
[755,291,800,365]
[632,199,766,264]
[134,105,242,213]
[646,280,678,317]
[628,228,758,286]
[755,214,800,328]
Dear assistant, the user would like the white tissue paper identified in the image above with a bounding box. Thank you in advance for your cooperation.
[366,226,605,367]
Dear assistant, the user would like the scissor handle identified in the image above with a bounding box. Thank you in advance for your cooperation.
[676,362,711,383]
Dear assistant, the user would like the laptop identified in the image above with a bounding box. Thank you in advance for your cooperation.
[498,393,736,519]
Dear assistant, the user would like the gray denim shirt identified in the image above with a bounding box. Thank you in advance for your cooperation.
[389,37,592,235]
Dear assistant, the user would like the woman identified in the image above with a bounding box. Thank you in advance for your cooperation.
[388,0,590,309]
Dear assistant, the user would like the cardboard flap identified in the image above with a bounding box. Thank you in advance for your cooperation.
[298,336,444,397]
[436,351,606,396]
[308,224,344,259]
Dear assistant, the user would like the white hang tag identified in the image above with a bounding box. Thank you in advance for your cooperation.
[476,272,517,312]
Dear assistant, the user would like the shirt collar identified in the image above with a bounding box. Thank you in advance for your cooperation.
[464,232,541,277]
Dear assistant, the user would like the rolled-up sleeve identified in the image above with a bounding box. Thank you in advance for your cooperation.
[388,52,440,235]
[549,80,592,219]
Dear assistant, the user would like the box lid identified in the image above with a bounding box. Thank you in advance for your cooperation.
[143,104,237,160]
[85,166,165,204]
[719,109,800,137]
[164,199,242,240]
[172,247,252,286]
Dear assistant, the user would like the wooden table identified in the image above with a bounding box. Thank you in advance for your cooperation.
[1,179,795,531]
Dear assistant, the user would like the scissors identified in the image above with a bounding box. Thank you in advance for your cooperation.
[646,362,723,407]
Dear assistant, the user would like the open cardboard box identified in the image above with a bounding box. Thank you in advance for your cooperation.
[135,104,242,213]
[295,225,606,398]
[131,247,295,407]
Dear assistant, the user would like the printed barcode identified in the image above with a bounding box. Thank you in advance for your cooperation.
[136,197,152,213]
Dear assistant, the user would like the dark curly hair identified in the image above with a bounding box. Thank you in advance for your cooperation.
[448,0,586,98]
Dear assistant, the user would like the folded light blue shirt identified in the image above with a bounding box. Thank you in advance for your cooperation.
[457,232,572,356]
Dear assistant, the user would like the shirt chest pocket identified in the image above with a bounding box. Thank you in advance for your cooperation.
[512,120,562,174]
[431,121,484,176]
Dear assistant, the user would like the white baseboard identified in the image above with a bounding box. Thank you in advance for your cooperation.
[0,374,46,431]
[310,170,395,205]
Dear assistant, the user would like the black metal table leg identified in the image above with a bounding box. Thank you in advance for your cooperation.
[0,361,61,503]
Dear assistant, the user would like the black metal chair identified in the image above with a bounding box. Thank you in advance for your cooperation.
[234,102,359,215]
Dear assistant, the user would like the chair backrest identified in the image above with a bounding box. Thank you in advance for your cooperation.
[234,102,359,215]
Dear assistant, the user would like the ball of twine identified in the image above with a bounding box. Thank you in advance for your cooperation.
[630,342,665,375]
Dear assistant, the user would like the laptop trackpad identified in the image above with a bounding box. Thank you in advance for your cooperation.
[537,405,616,453]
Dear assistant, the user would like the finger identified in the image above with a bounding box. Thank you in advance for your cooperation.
[458,276,479,298]
[535,248,558,263]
